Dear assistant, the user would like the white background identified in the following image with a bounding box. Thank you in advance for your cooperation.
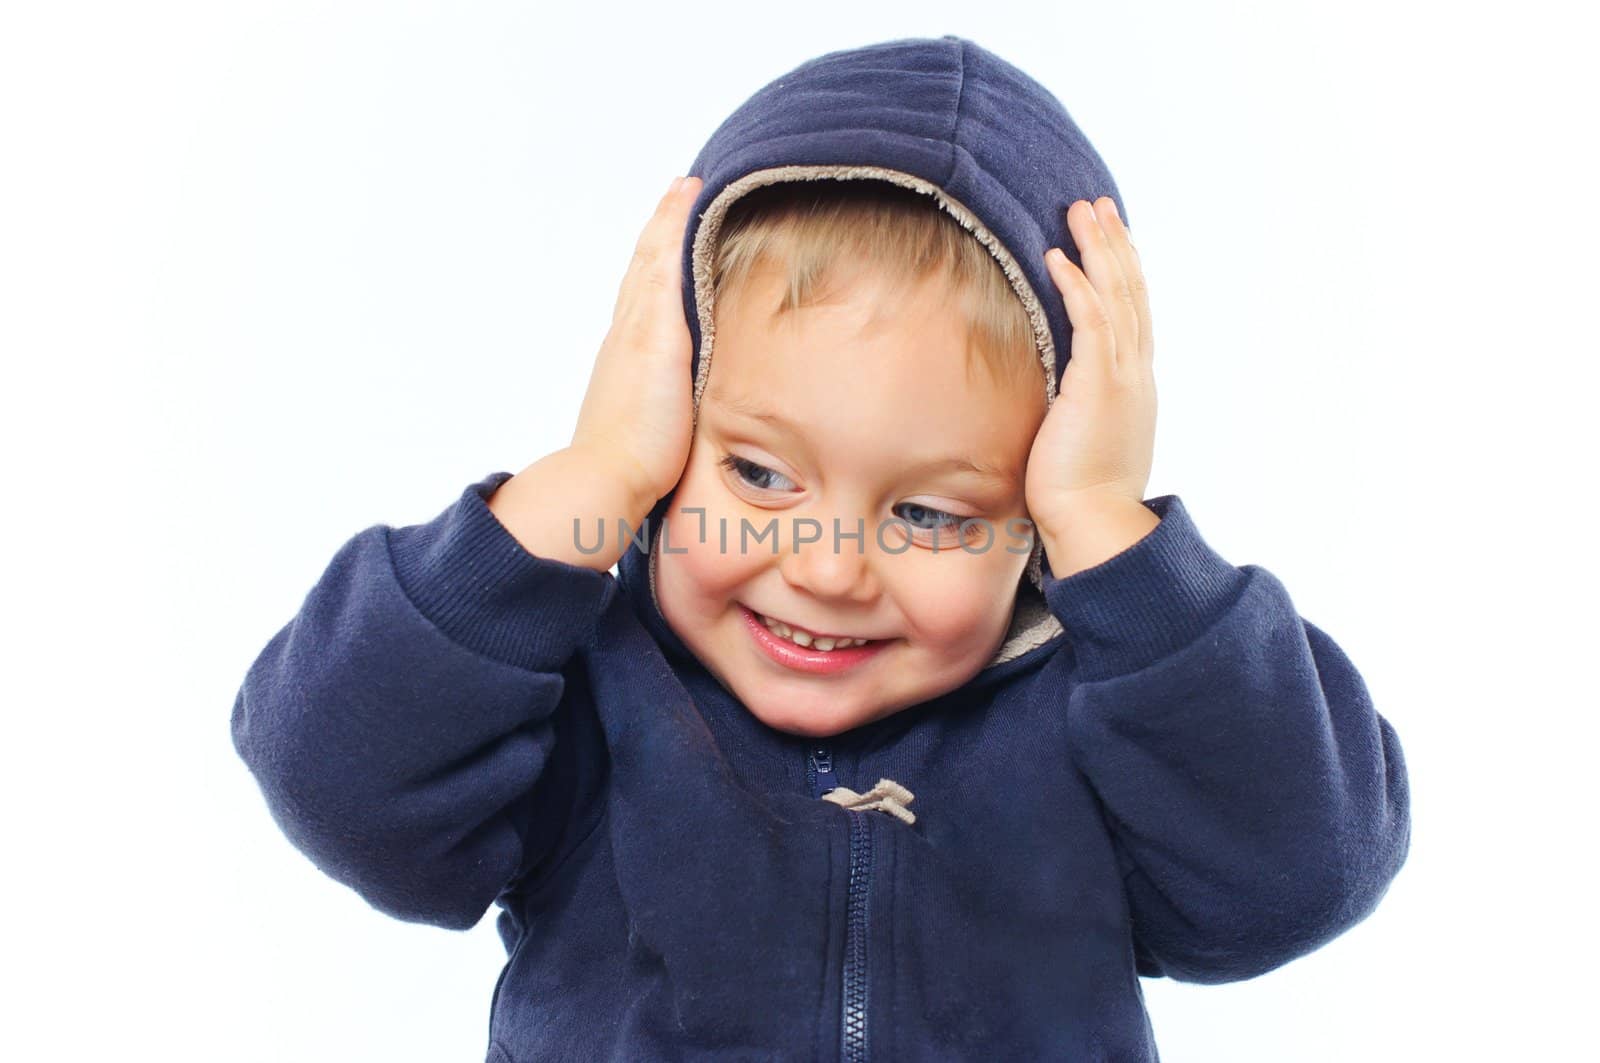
[4,1,1596,1060]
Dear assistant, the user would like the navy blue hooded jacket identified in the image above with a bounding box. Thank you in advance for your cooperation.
[231,35,1411,1062]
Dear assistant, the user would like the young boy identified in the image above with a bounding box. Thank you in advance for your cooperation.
[232,35,1410,1062]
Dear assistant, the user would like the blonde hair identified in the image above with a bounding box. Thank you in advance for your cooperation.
[709,180,1041,395]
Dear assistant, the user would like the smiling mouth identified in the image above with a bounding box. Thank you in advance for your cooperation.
[747,607,879,652]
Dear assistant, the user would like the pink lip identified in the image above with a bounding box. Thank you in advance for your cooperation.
[740,605,890,676]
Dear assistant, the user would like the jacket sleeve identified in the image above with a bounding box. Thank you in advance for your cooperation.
[1042,495,1411,984]
[231,471,615,931]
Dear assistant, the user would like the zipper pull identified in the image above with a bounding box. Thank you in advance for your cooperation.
[809,746,835,797]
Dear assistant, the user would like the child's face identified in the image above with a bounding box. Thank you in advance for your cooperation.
[656,263,1047,738]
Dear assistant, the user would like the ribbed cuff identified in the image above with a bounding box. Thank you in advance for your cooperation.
[386,471,615,673]
[1041,494,1247,683]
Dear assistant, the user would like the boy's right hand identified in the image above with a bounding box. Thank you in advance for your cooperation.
[569,175,704,517]
[486,177,701,573]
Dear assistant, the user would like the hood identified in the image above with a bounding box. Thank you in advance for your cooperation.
[617,33,1127,672]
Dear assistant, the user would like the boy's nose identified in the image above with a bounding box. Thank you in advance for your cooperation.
[776,520,880,606]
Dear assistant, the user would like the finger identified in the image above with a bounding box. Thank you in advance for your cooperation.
[631,176,702,272]
[1071,198,1140,373]
[1089,198,1154,368]
[1044,244,1116,379]
[1077,198,1141,372]
[618,177,701,318]
[657,175,702,216]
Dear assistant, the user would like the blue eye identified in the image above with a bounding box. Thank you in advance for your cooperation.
[894,502,963,531]
[718,453,974,548]
[719,453,795,491]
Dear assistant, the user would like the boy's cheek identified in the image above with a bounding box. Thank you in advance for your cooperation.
[660,498,1023,634]
[661,517,763,599]
[897,568,1009,650]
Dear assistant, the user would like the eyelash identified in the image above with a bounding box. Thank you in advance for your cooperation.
[719,453,793,492]
[717,453,967,533]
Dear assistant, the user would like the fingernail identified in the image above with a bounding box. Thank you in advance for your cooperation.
[669,176,685,193]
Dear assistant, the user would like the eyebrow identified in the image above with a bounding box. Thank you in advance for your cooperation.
[709,391,1018,489]
[713,391,796,431]
[912,455,1018,488]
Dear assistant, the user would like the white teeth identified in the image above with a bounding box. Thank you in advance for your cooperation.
[756,611,868,651]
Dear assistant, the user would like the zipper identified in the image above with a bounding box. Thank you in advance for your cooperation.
[808,745,835,798]
[841,807,871,1063]
[808,743,872,1062]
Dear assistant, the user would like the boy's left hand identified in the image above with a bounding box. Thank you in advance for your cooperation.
[1025,196,1161,578]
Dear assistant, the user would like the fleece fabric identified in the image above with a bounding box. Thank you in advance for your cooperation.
[231,34,1411,1063]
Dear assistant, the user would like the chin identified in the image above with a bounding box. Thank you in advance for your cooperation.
[733,679,909,739]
